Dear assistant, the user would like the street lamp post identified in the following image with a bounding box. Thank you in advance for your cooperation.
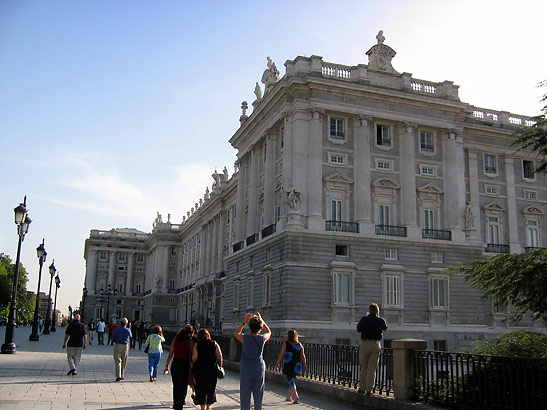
[29,239,46,341]
[43,260,56,334]
[50,274,60,332]
[101,284,117,324]
[68,305,73,321]
[81,287,88,321]
[1,196,31,354]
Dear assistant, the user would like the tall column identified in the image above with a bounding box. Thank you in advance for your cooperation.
[288,109,309,228]
[399,123,418,236]
[279,111,294,229]
[200,228,207,277]
[444,129,466,241]
[217,211,226,272]
[126,252,134,296]
[505,157,522,253]
[162,246,169,292]
[235,158,246,243]
[354,115,373,234]
[85,250,97,294]
[246,148,259,237]
[307,107,324,229]
[210,218,218,274]
[466,150,481,240]
[107,251,116,289]
[263,133,275,228]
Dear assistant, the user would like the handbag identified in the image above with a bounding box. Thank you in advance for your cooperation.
[144,344,149,353]
[216,364,225,379]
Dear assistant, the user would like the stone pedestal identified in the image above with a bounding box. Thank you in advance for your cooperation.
[392,338,427,401]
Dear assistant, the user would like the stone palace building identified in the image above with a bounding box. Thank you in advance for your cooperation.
[82,33,545,350]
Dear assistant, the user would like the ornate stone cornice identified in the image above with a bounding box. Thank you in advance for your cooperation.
[308,106,324,119]
[357,114,372,126]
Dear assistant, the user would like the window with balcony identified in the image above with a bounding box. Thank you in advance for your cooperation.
[376,124,392,148]
[424,209,434,230]
[379,204,390,225]
[484,154,497,174]
[526,219,539,248]
[169,279,175,290]
[331,200,342,222]
[487,216,500,244]
[420,131,434,153]
[135,284,142,294]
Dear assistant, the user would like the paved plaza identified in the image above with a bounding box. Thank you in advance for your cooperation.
[0,326,370,410]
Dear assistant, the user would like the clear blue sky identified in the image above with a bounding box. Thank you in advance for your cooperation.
[1,0,545,317]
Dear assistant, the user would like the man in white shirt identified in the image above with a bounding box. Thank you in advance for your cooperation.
[96,318,106,345]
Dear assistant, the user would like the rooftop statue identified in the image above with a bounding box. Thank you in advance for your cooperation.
[376,30,385,44]
[223,166,229,180]
[254,81,262,101]
[261,56,280,93]
[366,30,398,74]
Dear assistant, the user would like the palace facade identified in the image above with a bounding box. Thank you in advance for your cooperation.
[82,33,545,350]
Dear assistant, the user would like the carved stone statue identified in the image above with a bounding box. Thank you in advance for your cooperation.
[223,166,229,180]
[167,213,171,223]
[254,81,262,100]
[287,189,302,211]
[261,56,280,93]
[155,212,163,224]
[465,202,476,229]
[205,187,210,200]
[376,30,385,45]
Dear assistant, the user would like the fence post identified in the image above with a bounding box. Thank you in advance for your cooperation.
[392,338,427,400]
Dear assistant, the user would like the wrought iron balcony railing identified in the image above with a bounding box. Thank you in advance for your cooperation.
[422,229,452,241]
[485,243,509,253]
[261,224,276,238]
[246,234,258,246]
[326,220,359,233]
[524,246,546,253]
[375,224,407,237]
[232,241,244,253]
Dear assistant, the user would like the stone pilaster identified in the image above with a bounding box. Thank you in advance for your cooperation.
[263,133,275,228]
[126,252,134,296]
[505,157,522,253]
[85,250,97,294]
[399,123,419,237]
[246,148,259,236]
[354,115,373,234]
[217,211,226,272]
[107,251,116,289]
[287,109,309,228]
[235,158,246,243]
[466,150,481,240]
[211,217,218,274]
[279,111,293,229]
[444,129,466,242]
[161,246,169,292]
[307,107,324,229]
[200,229,207,278]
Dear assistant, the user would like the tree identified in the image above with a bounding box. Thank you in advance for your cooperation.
[0,253,34,323]
[447,249,547,320]
[471,330,547,359]
[512,80,547,172]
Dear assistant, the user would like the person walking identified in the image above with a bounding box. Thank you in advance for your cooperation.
[191,328,223,410]
[164,325,195,410]
[144,325,165,382]
[62,314,87,375]
[235,312,271,410]
[275,329,307,403]
[137,321,145,349]
[97,318,105,345]
[87,319,96,345]
[356,303,388,396]
[107,321,117,345]
[112,318,132,381]
[130,320,137,349]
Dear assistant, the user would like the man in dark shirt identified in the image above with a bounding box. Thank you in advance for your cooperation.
[112,318,132,381]
[62,314,87,375]
[356,303,387,395]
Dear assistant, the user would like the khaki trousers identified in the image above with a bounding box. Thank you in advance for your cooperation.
[66,346,83,371]
[359,340,381,392]
[113,343,129,378]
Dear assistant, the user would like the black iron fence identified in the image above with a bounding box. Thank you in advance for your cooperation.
[375,224,407,237]
[214,336,392,396]
[325,220,360,233]
[412,350,547,410]
[422,229,452,241]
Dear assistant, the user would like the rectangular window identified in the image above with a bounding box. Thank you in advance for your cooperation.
[431,251,444,263]
[99,251,107,261]
[329,154,345,164]
[135,284,142,294]
[523,160,535,179]
[136,254,144,263]
[169,279,175,290]
[118,253,126,262]
[484,154,496,173]
[330,118,345,139]
[524,190,537,200]
[274,205,281,223]
[115,308,122,320]
[420,165,436,176]
[376,125,391,146]
[376,159,392,170]
[420,131,434,152]
[171,247,177,256]
[488,216,500,244]
[431,277,448,308]
[263,273,271,306]
[424,209,434,230]
[336,245,349,256]
[527,220,539,247]
[116,283,123,293]
[379,204,390,225]
[335,272,351,305]
[485,185,498,195]
[331,200,342,221]
[385,274,401,307]
[250,256,254,268]
[433,340,447,351]
[233,282,240,310]
[384,249,398,260]
[170,261,176,267]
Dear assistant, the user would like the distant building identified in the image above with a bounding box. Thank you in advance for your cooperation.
[83,33,545,350]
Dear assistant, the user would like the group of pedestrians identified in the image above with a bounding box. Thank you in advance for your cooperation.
[62,303,388,409]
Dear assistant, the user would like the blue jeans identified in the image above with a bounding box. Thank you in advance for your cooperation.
[148,352,161,378]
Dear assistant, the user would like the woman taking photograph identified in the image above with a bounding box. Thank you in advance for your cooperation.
[164,325,195,410]
[192,328,223,410]
[275,329,307,403]
[144,325,165,382]
[234,312,271,410]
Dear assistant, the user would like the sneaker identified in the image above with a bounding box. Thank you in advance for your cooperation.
[66,369,75,375]
[116,377,122,382]
[72,371,77,375]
